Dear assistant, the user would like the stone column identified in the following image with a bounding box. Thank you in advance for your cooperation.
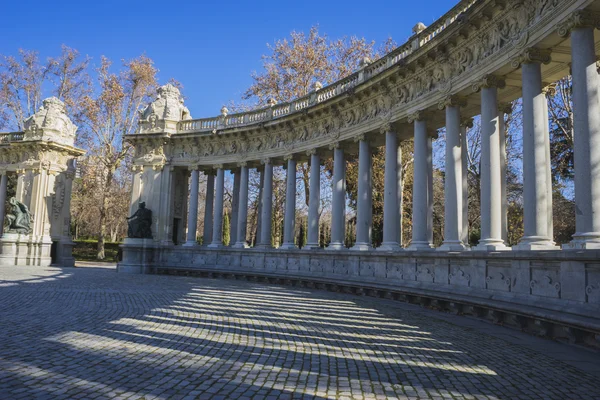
[352,136,373,251]
[397,143,404,246]
[408,112,434,250]
[515,49,557,250]
[439,97,467,251]
[208,166,225,248]
[202,171,215,246]
[257,159,273,249]
[0,173,8,236]
[474,75,510,251]
[498,104,510,245]
[229,168,241,246]
[327,144,346,250]
[379,126,402,251]
[233,163,250,248]
[305,150,321,250]
[561,20,600,249]
[184,168,200,246]
[460,118,473,246]
[281,156,297,250]
[543,85,555,244]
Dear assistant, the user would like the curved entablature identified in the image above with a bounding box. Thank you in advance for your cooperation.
[127,0,599,170]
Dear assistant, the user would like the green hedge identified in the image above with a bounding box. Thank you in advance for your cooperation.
[72,240,121,262]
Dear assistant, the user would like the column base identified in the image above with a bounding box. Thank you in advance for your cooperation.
[302,243,321,250]
[231,242,250,249]
[279,243,297,250]
[377,242,402,252]
[254,244,272,250]
[437,241,468,252]
[406,241,435,251]
[474,239,511,251]
[325,242,345,251]
[207,242,224,249]
[563,232,600,250]
[350,242,373,251]
[182,241,199,247]
[514,236,559,251]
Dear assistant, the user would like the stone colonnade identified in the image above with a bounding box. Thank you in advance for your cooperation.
[182,29,600,252]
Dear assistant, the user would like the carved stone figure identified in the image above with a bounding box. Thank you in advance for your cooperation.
[5,197,32,234]
[127,202,153,239]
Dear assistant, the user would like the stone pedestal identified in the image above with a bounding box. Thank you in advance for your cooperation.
[0,233,52,267]
[117,238,157,274]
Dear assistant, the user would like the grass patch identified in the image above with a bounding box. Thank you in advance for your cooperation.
[73,240,121,262]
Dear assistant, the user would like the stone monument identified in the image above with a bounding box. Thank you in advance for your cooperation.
[0,97,85,267]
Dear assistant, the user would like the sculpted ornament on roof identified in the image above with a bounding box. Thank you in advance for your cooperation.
[23,97,77,146]
[139,84,192,133]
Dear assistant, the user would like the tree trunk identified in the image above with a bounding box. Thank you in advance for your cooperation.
[97,170,113,260]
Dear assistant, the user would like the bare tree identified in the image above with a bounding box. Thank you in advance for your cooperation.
[78,55,158,259]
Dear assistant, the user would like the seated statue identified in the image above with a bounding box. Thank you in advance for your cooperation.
[127,202,153,239]
[5,197,32,234]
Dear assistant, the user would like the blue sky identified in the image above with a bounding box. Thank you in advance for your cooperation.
[1,0,454,118]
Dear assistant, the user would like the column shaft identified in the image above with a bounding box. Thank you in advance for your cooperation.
[397,144,403,246]
[208,168,225,248]
[408,119,434,250]
[460,123,470,246]
[352,139,373,250]
[327,146,346,250]
[543,90,554,243]
[476,87,509,250]
[230,169,241,245]
[233,166,250,248]
[568,27,600,248]
[306,153,321,249]
[498,110,508,245]
[258,161,273,248]
[0,174,7,236]
[202,173,215,245]
[516,62,557,250]
[379,131,401,251]
[184,169,199,246]
[281,158,297,249]
[440,105,466,250]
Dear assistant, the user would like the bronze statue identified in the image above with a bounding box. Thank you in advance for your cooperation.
[5,197,32,234]
[127,202,153,239]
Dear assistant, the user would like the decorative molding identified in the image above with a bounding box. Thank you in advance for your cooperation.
[557,10,600,38]
[510,48,552,68]
[472,74,506,93]
[498,102,513,115]
[438,95,467,110]
[460,117,474,129]
[407,111,423,124]
[379,122,392,134]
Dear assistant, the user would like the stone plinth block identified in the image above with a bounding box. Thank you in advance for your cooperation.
[117,238,156,274]
[0,233,52,267]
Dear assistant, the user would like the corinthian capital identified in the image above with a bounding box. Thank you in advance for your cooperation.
[510,48,552,68]
[498,102,512,115]
[407,111,424,124]
[438,95,467,110]
[379,122,392,135]
[542,83,557,97]
[460,117,474,129]
[471,74,506,93]
[558,10,600,37]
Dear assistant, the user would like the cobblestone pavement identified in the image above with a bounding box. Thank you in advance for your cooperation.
[0,265,599,400]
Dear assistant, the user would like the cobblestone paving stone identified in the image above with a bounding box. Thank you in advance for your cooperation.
[0,265,599,400]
